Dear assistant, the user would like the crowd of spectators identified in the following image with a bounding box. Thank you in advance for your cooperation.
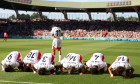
[0,19,140,39]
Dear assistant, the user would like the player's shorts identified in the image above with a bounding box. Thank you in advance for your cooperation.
[34,63,54,71]
[52,38,61,50]
[62,62,83,69]
[4,37,7,39]
[86,61,107,70]
[1,60,19,67]
[111,62,131,70]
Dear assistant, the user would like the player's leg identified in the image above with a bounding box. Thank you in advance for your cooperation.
[31,64,38,74]
[58,49,61,62]
[1,60,5,71]
[125,67,134,78]
[3,37,5,42]
[52,39,56,58]
[5,37,7,41]
[58,39,62,62]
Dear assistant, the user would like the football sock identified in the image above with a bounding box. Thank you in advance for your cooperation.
[59,55,61,62]
[2,65,4,71]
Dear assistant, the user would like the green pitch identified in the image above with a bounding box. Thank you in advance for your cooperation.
[0,39,140,84]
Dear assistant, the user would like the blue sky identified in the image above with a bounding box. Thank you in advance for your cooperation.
[45,0,126,2]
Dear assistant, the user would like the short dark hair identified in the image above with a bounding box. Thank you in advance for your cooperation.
[24,66,31,72]
[38,68,46,75]
[90,68,98,74]
[5,65,14,72]
[116,66,125,75]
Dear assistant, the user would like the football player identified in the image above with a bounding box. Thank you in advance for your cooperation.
[1,51,24,72]
[61,53,84,75]
[84,53,110,74]
[51,25,63,62]
[3,32,7,42]
[23,50,41,72]
[32,53,55,75]
[108,56,134,78]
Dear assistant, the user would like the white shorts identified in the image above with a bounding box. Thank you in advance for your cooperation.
[1,60,19,67]
[23,60,32,64]
[111,62,131,70]
[86,61,107,70]
[34,63,54,71]
[52,38,61,50]
[63,62,83,69]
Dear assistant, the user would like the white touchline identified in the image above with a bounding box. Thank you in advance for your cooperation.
[0,80,54,84]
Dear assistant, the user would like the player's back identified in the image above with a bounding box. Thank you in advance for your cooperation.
[23,50,41,64]
[51,27,61,39]
[66,53,82,63]
[38,53,54,65]
[4,51,21,63]
[115,56,129,63]
[90,53,104,62]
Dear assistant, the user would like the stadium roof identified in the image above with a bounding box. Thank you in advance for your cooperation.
[0,0,140,12]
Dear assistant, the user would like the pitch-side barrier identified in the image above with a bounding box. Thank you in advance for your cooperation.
[1,36,140,42]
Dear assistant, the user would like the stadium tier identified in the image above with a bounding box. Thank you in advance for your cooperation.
[0,19,140,39]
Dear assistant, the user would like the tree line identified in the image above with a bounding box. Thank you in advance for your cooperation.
[9,13,47,19]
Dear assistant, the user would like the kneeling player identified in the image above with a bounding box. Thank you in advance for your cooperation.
[1,51,23,72]
[32,53,55,75]
[61,53,84,75]
[108,56,134,78]
[84,53,110,74]
[23,50,41,72]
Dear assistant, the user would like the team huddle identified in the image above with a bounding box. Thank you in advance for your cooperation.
[1,26,134,78]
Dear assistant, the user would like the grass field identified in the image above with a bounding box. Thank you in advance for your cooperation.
[0,39,140,84]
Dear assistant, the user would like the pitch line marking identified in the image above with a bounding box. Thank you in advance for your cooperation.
[0,80,54,84]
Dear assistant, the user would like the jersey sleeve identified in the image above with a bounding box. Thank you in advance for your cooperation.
[127,57,129,63]
[16,52,22,61]
[102,55,105,61]
[79,55,82,62]
[51,54,55,63]
[37,51,41,60]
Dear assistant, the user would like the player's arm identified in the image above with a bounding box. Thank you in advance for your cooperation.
[31,64,37,74]
[17,61,24,71]
[61,32,63,36]
[108,66,114,78]
[83,62,89,73]
[104,63,111,73]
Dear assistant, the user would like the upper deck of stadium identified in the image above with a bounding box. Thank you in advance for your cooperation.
[0,0,140,12]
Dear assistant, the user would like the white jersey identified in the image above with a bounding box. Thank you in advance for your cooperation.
[115,56,129,63]
[86,53,106,70]
[51,27,61,39]
[34,53,55,70]
[23,50,41,64]
[61,53,76,64]
[90,53,105,62]
[2,51,22,67]
[111,56,131,70]
[61,53,83,69]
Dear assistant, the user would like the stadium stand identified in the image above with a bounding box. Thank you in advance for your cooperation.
[0,19,140,39]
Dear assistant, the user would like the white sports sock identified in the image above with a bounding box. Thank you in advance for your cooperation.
[59,55,61,62]
[33,71,37,74]
[2,65,4,71]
